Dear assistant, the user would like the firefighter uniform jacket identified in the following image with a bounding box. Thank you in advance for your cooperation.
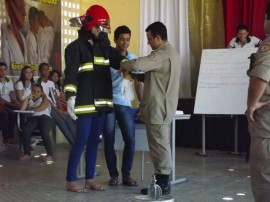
[64,31,121,117]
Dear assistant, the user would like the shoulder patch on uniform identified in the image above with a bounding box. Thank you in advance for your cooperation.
[148,52,155,59]
[259,44,270,52]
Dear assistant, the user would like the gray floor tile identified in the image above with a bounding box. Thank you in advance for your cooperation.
[0,145,253,202]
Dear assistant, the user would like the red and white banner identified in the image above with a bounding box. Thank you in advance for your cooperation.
[0,0,61,77]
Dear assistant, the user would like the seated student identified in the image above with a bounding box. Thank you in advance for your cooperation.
[20,84,54,162]
[0,99,7,152]
[49,70,66,108]
[0,62,20,145]
[228,24,261,48]
[15,65,35,104]
[37,63,76,145]
[0,99,7,140]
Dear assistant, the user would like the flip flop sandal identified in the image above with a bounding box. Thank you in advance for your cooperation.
[66,186,88,193]
[85,184,105,191]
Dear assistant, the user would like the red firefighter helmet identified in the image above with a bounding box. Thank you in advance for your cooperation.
[79,5,110,32]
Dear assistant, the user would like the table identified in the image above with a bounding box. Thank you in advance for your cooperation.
[115,114,191,185]
[114,124,149,181]
[171,114,190,184]
[13,110,34,131]
[77,114,191,185]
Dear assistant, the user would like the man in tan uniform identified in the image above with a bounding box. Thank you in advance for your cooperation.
[119,21,181,195]
[246,3,270,202]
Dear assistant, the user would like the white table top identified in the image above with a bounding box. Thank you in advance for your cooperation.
[13,110,34,114]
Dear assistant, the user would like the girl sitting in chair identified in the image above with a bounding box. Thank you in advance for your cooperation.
[20,84,54,162]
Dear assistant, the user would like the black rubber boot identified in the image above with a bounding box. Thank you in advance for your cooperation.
[140,174,171,195]
[156,174,171,195]
[140,187,148,195]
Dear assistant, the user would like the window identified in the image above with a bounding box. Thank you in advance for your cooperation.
[61,0,80,70]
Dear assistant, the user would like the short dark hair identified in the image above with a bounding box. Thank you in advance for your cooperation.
[145,21,167,40]
[28,6,39,23]
[114,25,131,40]
[237,24,249,32]
[38,62,49,72]
[0,62,7,68]
[267,2,270,20]
[38,10,46,22]
[32,84,43,92]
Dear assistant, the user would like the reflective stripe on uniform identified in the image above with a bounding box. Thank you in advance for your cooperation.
[103,59,109,65]
[74,105,96,114]
[94,99,113,107]
[94,56,110,65]
[78,63,93,72]
[64,84,77,93]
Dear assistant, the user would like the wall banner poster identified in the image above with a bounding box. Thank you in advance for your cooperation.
[1,0,61,78]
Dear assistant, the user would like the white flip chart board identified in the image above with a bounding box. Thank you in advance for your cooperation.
[194,48,257,115]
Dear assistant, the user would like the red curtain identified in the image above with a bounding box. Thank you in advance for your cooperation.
[223,0,270,47]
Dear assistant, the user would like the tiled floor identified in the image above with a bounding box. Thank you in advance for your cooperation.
[0,144,254,202]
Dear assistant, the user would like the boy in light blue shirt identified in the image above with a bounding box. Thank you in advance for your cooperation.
[103,25,142,186]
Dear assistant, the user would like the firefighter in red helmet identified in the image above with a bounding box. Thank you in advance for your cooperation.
[64,5,123,192]
[80,5,110,32]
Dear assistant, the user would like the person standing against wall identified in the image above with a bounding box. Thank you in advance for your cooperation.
[1,0,28,75]
[37,11,54,64]
[119,21,181,195]
[26,7,41,65]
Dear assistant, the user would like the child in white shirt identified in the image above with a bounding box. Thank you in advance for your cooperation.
[20,84,54,162]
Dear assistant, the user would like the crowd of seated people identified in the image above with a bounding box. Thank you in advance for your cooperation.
[0,62,76,162]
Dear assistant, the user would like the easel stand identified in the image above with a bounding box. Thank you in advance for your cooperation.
[196,114,242,157]
[196,114,208,157]
[228,115,241,155]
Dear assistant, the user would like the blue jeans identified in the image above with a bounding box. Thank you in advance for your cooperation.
[66,115,105,181]
[103,104,135,178]
[50,108,76,145]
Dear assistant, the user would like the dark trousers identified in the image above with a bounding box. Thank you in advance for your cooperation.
[22,115,54,156]
[50,108,76,145]
[0,107,15,142]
